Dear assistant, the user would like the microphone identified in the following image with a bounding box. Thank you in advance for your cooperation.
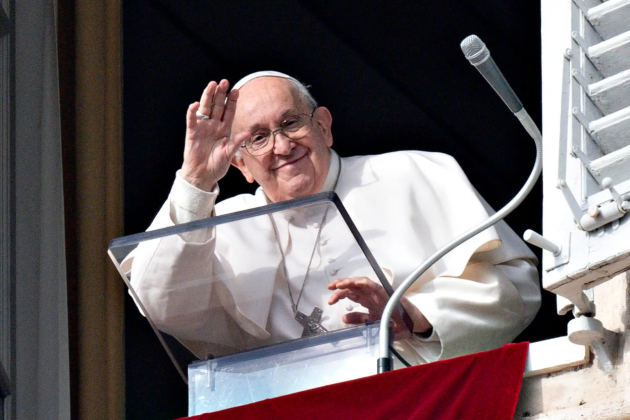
[377,35,544,373]
[460,35,523,113]
[460,35,541,142]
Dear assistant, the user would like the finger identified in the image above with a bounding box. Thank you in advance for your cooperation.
[225,130,251,157]
[333,284,387,310]
[347,292,360,301]
[342,312,371,325]
[332,278,378,293]
[186,102,200,129]
[210,79,229,119]
[327,278,348,290]
[222,89,239,124]
[199,81,218,116]
[332,279,358,291]
[327,289,353,305]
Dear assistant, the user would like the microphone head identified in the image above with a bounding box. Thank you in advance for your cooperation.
[461,35,490,66]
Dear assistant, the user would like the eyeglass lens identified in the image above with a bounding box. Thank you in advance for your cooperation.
[246,113,313,156]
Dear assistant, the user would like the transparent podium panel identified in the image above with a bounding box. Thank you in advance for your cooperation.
[108,192,410,413]
[188,324,380,415]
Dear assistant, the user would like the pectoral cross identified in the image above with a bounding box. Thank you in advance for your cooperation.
[295,306,328,337]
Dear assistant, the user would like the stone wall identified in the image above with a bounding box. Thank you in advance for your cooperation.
[515,272,630,419]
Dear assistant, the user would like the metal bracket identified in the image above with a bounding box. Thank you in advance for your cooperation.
[571,68,592,94]
[568,316,618,374]
[578,179,629,231]
[557,288,594,316]
[571,31,591,58]
[580,199,627,231]
[523,230,571,271]
[557,179,585,226]
[564,48,574,60]
[572,108,598,139]
[548,232,571,271]
[562,289,596,317]
[602,177,630,212]
[557,177,628,231]
[571,145,604,184]
[571,0,590,16]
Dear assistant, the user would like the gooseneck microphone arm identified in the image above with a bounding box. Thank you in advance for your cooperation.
[377,35,542,373]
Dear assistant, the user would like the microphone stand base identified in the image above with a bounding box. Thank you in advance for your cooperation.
[377,357,393,373]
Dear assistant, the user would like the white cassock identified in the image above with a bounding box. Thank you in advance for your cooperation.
[125,149,541,364]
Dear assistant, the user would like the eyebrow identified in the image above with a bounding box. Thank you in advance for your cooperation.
[247,109,302,132]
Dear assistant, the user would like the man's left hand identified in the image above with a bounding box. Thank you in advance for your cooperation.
[327,277,431,338]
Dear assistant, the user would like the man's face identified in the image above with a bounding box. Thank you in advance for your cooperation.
[230,77,333,203]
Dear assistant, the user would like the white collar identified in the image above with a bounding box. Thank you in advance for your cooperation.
[320,149,340,193]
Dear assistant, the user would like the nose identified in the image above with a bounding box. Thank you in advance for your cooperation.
[272,131,295,155]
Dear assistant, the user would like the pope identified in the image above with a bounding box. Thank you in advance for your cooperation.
[127,71,541,364]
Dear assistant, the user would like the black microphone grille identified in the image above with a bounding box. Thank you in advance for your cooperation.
[460,35,490,66]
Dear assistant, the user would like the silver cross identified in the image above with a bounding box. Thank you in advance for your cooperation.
[295,307,328,337]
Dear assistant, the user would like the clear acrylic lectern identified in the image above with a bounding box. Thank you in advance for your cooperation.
[108,192,408,415]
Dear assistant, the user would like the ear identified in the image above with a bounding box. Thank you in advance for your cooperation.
[315,107,334,148]
[231,154,256,183]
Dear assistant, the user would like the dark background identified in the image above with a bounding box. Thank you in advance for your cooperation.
[123,1,569,418]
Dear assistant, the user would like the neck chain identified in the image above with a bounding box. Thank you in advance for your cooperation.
[268,153,341,337]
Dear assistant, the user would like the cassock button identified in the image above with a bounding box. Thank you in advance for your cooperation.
[328,268,338,276]
[345,304,354,311]
[320,239,329,246]
[313,222,321,229]
[327,257,336,263]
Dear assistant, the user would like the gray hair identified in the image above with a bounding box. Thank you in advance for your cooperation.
[288,79,318,111]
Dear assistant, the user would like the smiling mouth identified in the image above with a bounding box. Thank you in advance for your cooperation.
[274,153,307,170]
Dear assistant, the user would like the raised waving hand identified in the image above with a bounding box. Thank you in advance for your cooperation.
[181,79,248,191]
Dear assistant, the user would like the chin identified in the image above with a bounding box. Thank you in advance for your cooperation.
[273,177,318,202]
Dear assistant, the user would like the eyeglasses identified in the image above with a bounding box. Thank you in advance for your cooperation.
[240,109,316,156]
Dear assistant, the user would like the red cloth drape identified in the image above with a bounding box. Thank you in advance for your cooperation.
[180,342,529,420]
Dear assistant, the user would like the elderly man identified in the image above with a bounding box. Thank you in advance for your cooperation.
[129,71,541,364]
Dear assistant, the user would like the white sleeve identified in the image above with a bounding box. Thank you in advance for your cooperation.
[122,169,218,283]
[401,257,540,363]
[125,173,254,355]
[146,169,218,243]
[169,170,218,221]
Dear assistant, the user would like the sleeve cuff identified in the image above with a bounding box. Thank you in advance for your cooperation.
[413,327,439,342]
[169,170,220,224]
[407,328,442,364]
